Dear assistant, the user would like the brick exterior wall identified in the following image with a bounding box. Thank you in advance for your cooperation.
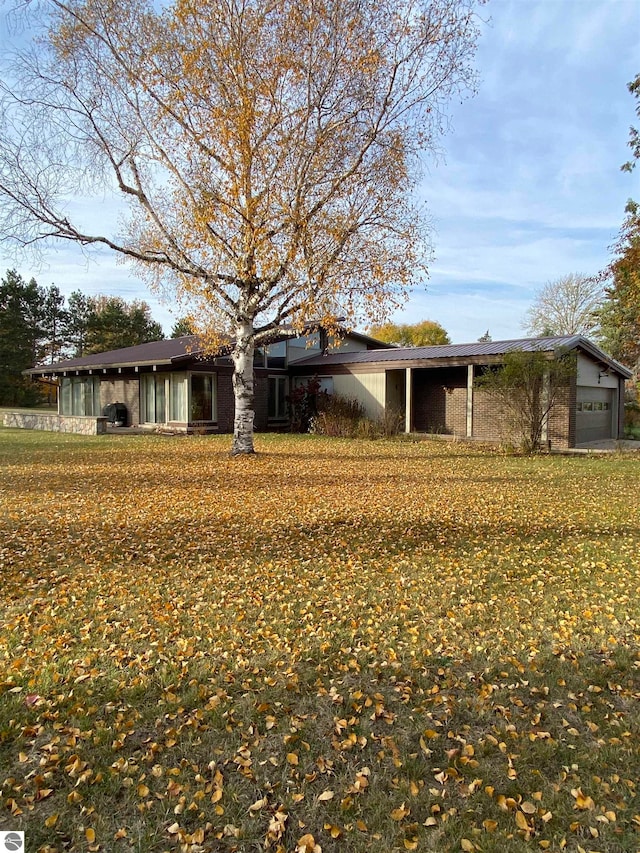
[472,383,573,449]
[216,370,235,433]
[253,372,269,431]
[413,368,467,435]
[100,378,140,426]
[471,388,511,442]
[546,382,573,449]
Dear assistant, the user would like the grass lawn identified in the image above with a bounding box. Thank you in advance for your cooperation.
[0,429,639,853]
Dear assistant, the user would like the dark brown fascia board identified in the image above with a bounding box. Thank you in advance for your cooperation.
[290,353,528,375]
[290,344,633,378]
[28,353,221,376]
[30,358,175,375]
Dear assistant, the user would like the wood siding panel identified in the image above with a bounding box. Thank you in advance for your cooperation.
[333,372,386,419]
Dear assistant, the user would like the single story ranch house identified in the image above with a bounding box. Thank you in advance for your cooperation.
[16,330,632,448]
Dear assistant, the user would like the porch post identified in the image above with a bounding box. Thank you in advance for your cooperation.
[466,364,474,438]
[405,367,412,433]
[541,370,550,444]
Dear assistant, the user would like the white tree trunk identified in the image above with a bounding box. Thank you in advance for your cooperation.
[231,320,256,455]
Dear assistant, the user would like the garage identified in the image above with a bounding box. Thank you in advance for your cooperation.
[576,386,616,444]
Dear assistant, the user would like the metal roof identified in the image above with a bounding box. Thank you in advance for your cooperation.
[27,333,632,379]
[28,325,389,376]
[293,335,633,377]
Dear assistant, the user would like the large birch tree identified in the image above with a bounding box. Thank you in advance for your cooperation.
[0,0,482,453]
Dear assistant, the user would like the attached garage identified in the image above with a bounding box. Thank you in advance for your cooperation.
[574,352,626,446]
[576,386,616,444]
[291,334,632,449]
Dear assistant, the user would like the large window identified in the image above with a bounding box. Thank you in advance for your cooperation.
[60,376,101,416]
[170,374,187,421]
[191,374,215,421]
[142,372,214,424]
[268,375,288,420]
[142,374,168,423]
[266,341,287,369]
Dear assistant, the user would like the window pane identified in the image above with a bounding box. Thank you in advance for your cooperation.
[60,378,71,414]
[84,380,94,416]
[277,377,286,417]
[155,376,166,422]
[268,376,287,419]
[170,374,187,421]
[267,341,286,369]
[142,374,163,423]
[92,378,101,416]
[191,374,213,421]
[72,379,83,415]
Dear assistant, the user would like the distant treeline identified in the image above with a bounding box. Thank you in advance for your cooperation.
[0,268,164,407]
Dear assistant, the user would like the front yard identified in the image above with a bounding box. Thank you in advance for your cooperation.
[0,430,639,852]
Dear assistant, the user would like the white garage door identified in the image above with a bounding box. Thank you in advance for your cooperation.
[576,386,615,444]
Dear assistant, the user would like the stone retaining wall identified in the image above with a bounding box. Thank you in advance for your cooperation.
[2,411,108,435]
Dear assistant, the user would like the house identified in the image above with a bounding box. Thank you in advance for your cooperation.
[17,331,632,447]
[20,329,386,434]
[289,334,632,448]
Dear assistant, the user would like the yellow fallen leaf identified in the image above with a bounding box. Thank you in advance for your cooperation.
[287,752,299,765]
[318,790,334,801]
[323,823,342,838]
[45,814,59,828]
[85,828,96,843]
[391,803,410,821]
[461,839,474,851]
[296,833,320,852]
[571,789,595,810]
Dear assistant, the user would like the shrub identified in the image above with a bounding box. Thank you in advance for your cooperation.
[313,394,365,437]
[374,406,405,437]
[312,396,404,439]
[287,377,323,433]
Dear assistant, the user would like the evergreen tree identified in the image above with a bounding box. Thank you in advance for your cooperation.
[65,291,92,358]
[0,269,44,405]
[41,284,69,363]
[170,317,196,338]
[84,296,163,354]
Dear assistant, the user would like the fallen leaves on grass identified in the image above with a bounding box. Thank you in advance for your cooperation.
[0,432,639,852]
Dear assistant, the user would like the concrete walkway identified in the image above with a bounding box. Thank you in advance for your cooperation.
[572,438,640,453]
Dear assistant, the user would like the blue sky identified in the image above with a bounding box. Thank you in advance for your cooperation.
[1,0,639,343]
